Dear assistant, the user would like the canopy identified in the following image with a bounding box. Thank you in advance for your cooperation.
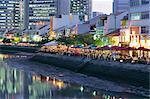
[111,46,120,50]
[83,45,97,49]
[96,46,111,50]
[126,47,136,50]
[111,46,128,50]
[138,47,150,51]
[71,44,83,48]
[44,41,58,46]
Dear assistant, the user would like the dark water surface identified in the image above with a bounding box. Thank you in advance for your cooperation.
[0,52,148,99]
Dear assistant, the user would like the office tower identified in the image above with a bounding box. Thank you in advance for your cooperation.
[0,0,23,33]
[113,0,129,14]
[70,0,92,21]
[28,0,70,30]
[28,0,58,30]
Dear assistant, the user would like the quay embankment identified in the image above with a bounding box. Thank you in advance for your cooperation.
[0,45,149,89]
[0,45,39,53]
[31,53,150,89]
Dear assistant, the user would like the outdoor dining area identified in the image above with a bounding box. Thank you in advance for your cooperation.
[40,41,150,65]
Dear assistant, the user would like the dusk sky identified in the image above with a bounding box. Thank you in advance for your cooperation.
[92,0,113,14]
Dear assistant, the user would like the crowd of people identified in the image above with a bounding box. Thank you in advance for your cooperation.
[40,45,150,65]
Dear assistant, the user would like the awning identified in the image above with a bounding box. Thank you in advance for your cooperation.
[44,41,58,46]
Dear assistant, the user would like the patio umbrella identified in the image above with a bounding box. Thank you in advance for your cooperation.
[71,45,83,48]
[144,48,150,51]
[118,46,128,50]
[97,46,111,50]
[88,45,97,49]
[137,47,150,58]
[126,47,136,50]
[138,47,145,50]
[111,46,120,50]
[138,47,150,51]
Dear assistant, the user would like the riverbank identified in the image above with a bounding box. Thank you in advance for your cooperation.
[0,45,39,53]
[0,46,149,93]
[31,53,150,90]
[4,55,149,98]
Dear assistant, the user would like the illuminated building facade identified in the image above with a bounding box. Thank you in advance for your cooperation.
[120,0,150,48]
[28,0,70,30]
[0,0,70,31]
[0,0,23,34]
[70,0,92,21]
[105,0,150,48]
[28,0,58,30]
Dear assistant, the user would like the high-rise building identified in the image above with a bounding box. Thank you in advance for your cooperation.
[70,0,92,21]
[0,0,72,32]
[113,0,129,14]
[0,0,92,34]
[28,0,58,30]
[0,0,23,33]
[28,0,70,30]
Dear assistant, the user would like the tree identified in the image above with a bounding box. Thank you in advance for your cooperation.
[57,33,111,46]
[2,38,11,43]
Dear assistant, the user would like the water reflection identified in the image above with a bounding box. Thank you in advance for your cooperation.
[0,53,146,99]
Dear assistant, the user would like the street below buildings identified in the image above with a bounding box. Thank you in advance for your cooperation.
[0,51,149,99]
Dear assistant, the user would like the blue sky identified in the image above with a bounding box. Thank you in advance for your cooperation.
[92,0,113,14]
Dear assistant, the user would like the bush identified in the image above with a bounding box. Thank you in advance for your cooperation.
[2,38,11,43]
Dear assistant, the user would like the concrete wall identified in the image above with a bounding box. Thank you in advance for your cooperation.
[53,15,80,30]
[77,24,90,34]
[104,12,128,34]
[0,45,39,53]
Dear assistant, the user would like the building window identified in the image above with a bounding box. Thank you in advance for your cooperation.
[131,13,141,20]
[141,26,149,34]
[130,0,140,7]
[141,0,149,5]
[141,11,149,19]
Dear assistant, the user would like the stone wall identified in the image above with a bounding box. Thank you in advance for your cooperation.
[31,53,150,89]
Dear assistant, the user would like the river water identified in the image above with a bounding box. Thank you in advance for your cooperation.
[0,52,148,99]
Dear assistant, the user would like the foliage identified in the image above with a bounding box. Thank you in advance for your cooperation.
[2,38,11,43]
[57,34,111,46]
[12,37,21,43]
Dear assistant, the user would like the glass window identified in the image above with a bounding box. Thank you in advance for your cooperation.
[130,0,140,6]
[131,13,141,20]
[141,11,149,19]
[141,26,149,34]
[141,0,149,5]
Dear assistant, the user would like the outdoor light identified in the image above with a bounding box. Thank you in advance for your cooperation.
[80,86,84,92]
[46,77,49,81]
[120,60,123,63]
[33,35,42,42]
[92,91,97,96]
[22,36,28,42]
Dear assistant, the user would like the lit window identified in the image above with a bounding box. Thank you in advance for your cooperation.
[141,11,149,19]
[131,13,141,20]
[130,0,140,7]
[141,26,149,34]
